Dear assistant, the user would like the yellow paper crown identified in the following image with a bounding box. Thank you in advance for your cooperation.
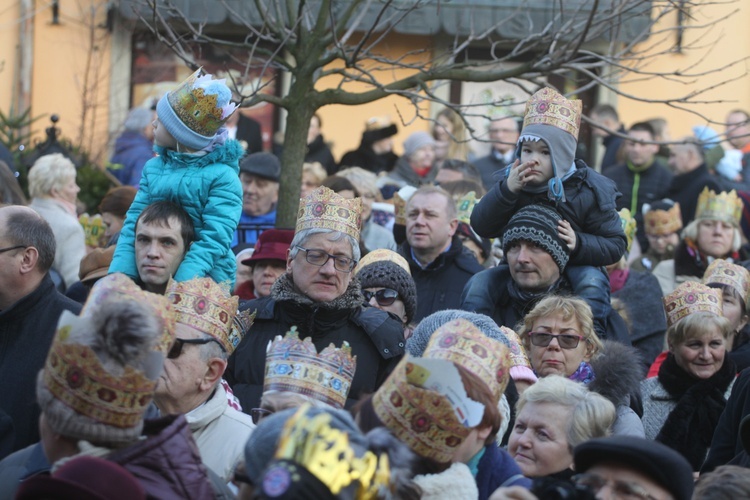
[264,327,357,409]
[423,319,510,404]
[618,208,637,253]
[167,68,238,137]
[393,192,407,226]
[296,186,362,241]
[663,281,723,327]
[44,274,175,429]
[703,259,750,305]
[166,278,251,354]
[354,248,411,275]
[456,191,479,226]
[522,87,582,138]
[695,187,742,226]
[643,202,683,236]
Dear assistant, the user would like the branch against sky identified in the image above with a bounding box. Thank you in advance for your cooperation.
[130,0,744,226]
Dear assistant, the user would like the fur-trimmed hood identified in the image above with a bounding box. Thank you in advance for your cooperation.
[271,272,365,311]
[589,340,644,407]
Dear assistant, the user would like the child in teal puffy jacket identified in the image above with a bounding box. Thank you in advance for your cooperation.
[109,69,243,288]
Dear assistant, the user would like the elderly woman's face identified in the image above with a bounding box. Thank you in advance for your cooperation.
[671,324,727,379]
[528,311,593,378]
[696,219,734,257]
[508,401,574,477]
[55,176,80,205]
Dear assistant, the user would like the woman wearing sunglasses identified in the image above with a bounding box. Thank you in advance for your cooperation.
[518,295,645,438]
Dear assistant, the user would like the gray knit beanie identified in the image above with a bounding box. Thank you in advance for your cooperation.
[357,260,417,324]
[403,131,436,158]
[502,204,569,272]
[407,309,512,356]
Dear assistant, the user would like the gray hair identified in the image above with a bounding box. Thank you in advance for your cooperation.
[198,333,229,363]
[3,207,56,272]
[289,228,361,263]
[28,154,76,199]
[123,107,154,133]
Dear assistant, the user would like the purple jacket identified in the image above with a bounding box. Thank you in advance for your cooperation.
[109,131,154,187]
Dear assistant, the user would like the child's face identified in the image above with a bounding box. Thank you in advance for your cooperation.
[520,140,553,185]
[152,118,177,148]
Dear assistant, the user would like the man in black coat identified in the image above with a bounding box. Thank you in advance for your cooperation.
[399,186,483,322]
[667,137,723,226]
[0,206,81,459]
[225,187,405,411]
[473,116,520,190]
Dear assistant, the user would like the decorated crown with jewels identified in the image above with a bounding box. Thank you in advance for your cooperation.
[703,259,750,306]
[296,186,362,241]
[663,281,723,327]
[166,68,238,138]
[695,187,742,226]
[522,87,582,138]
[643,202,683,236]
[264,327,357,409]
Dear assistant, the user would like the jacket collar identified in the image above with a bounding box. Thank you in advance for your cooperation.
[271,272,364,311]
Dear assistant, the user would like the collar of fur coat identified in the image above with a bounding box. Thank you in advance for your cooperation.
[413,462,479,499]
[271,272,365,311]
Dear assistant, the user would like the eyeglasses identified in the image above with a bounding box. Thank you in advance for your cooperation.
[167,337,225,359]
[529,332,584,349]
[363,288,400,307]
[572,473,659,500]
[295,246,356,273]
[0,244,26,254]
[250,407,274,425]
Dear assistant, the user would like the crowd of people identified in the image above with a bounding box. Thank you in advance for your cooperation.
[3,70,750,499]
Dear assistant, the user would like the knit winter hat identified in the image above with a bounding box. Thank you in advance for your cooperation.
[156,68,238,151]
[403,131,436,158]
[502,204,569,272]
[355,252,417,324]
[407,309,512,357]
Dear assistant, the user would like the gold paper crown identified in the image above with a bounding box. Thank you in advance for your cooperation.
[456,191,479,226]
[354,248,411,275]
[663,281,723,327]
[695,188,742,226]
[166,278,251,354]
[522,87,582,138]
[643,202,683,236]
[423,319,510,404]
[703,259,750,305]
[393,192,407,226]
[264,327,357,409]
[44,274,175,429]
[618,208,637,253]
[167,69,238,137]
[296,186,363,241]
[373,356,474,463]
[500,325,532,370]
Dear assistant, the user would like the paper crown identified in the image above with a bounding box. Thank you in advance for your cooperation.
[167,69,237,137]
[296,186,363,241]
[522,87,582,138]
[618,208,637,253]
[354,248,411,275]
[500,325,533,370]
[372,356,484,464]
[456,191,479,226]
[393,186,417,226]
[264,327,357,409]
[43,274,175,430]
[78,213,105,247]
[663,281,724,327]
[643,202,683,236]
[166,278,253,354]
[695,187,742,226]
[703,259,750,305]
[422,319,510,404]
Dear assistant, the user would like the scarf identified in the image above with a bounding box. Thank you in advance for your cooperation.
[608,268,629,293]
[568,361,595,385]
[507,278,561,316]
[53,197,78,217]
[655,353,735,469]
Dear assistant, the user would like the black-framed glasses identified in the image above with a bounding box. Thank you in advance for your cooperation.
[167,337,225,359]
[363,288,400,307]
[529,332,584,349]
[250,407,274,425]
[572,473,659,500]
[0,245,26,254]
[295,246,356,273]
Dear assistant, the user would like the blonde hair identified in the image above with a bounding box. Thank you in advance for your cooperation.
[28,153,76,199]
[435,107,471,161]
[517,375,615,450]
[518,295,603,357]
[302,162,328,185]
[667,311,732,347]
[337,167,382,201]
[682,219,742,254]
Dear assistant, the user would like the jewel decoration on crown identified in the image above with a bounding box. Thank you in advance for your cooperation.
[522,87,582,138]
[264,327,357,409]
[695,187,742,226]
[43,309,162,429]
[618,208,637,254]
[663,281,723,327]
[167,68,238,138]
[295,186,363,241]
[703,259,750,306]
[423,319,511,405]
[456,191,479,226]
[167,278,240,354]
[643,202,683,236]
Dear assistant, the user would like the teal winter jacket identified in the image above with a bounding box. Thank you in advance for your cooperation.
[109,140,243,287]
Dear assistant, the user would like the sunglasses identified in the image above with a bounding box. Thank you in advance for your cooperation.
[529,332,584,350]
[363,288,399,307]
[167,337,225,359]
[250,407,274,425]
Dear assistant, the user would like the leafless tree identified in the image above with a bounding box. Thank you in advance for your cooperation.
[127,0,744,227]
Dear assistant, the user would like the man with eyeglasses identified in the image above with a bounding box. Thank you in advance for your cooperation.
[226,186,405,411]
[0,205,81,459]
